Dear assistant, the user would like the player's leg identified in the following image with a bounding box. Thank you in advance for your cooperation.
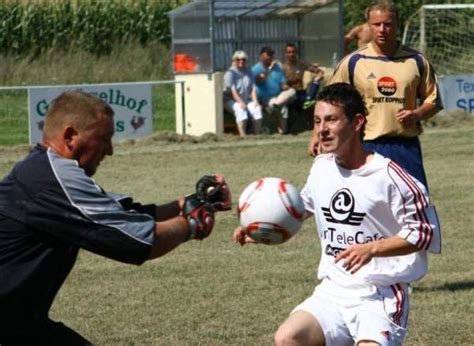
[306,81,321,101]
[276,281,353,346]
[352,284,409,346]
[237,120,248,137]
[274,310,325,346]
[357,341,381,346]
[354,312,407,346]
[265,97,288,134]
[274,89,296,134]
[303,81,321,110]
[1,319,92,346]
[278,106,289,134]
[44,320,93,346]
[273,88,296,107]
[227,100,249,137]
[247,102,262,134]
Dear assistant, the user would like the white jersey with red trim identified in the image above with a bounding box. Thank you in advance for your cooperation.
[301,153,441,288]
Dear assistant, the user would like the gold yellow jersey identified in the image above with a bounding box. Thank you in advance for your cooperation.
[329,42,442,140]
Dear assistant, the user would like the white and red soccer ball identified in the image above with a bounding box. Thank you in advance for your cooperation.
[238,177,305,245]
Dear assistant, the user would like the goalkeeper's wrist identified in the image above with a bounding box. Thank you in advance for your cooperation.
[185,223,196,242]
[178,196,185,210]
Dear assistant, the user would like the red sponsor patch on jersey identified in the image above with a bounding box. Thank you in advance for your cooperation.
[377,76,397,96]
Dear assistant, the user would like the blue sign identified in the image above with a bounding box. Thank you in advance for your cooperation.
[438,74,474,113]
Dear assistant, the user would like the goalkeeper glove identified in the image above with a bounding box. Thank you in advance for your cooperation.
[182,194,215,241]
[195,175,232,212]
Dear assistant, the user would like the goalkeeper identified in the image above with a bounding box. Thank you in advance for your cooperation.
[0,91,232,345]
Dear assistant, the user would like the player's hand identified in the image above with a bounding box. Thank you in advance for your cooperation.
[196,175,232,212]
[182,194,215,240]
[396,109,420,126]
[257,72,267,83]
[232,227,257,246]
[335,242,375,274]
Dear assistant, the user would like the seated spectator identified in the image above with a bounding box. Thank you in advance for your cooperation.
[252,46,296,134]
[344,22,373,53]
[223,50,262,136]
[282,43,324,111]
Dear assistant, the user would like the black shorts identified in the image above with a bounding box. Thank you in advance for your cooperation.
[363,136,428,188]
[0,319,92,346]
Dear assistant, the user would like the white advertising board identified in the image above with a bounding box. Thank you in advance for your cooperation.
[437,74,474,113]
[28,84,153,145]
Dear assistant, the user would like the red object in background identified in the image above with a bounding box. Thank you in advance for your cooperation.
[174,53,197,73]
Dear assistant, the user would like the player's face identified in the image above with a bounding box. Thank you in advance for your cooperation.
[367,9,398,46]
[313,101,360,157]
[285,46,297,62]
[73,114,115,176]
[235,57,247,68]
[260,52,273,67]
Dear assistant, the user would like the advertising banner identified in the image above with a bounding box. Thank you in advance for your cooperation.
[438,74,474,113]
[28,84,153,144]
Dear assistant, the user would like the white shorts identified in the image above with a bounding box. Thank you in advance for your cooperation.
[291,279,409,346]
[225,100,262,123]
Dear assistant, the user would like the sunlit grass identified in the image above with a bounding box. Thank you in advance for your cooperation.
[1,123,472,345]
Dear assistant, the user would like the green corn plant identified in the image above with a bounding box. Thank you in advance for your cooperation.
[0,0,186,57]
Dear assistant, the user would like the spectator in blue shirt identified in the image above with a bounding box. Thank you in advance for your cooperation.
[252,46,296,134]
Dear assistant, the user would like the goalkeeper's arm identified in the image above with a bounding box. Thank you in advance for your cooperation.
[148,216,190,259]
[146,174,231,259]
[153,199,183,221]
[148,195,215,259]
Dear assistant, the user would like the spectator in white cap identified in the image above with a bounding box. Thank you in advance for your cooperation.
[223,50,262,136]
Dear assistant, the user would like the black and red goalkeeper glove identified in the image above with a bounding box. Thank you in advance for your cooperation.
[182,194,215,240]
[195,175,232,211]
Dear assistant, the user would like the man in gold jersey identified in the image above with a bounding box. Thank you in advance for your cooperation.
[309,0,442,187]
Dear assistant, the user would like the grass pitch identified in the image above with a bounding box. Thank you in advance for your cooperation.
[0,123,473,345]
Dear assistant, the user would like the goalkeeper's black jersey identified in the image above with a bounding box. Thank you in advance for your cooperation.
[0,145,155,328]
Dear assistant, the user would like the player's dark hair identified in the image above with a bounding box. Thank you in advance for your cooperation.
[286,42,296,49]
[259,46,274,56]
[316,83,367,122]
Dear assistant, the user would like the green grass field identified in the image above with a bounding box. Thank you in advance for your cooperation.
[0,122,473,345]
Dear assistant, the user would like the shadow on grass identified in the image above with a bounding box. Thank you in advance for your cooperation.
[414,280,474,292]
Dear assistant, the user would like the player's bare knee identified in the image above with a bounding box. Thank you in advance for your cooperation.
[274,324,320,346]
[274,326,295,346]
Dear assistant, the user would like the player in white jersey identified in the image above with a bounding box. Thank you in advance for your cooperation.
[233,83,440,345]
[308,0,442,188]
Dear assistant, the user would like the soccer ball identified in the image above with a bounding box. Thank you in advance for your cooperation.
[238,177,305,245]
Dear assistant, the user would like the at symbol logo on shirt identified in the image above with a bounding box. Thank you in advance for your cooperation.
[322,188,366,225]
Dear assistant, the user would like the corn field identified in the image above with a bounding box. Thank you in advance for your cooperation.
[0,0,188,56]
